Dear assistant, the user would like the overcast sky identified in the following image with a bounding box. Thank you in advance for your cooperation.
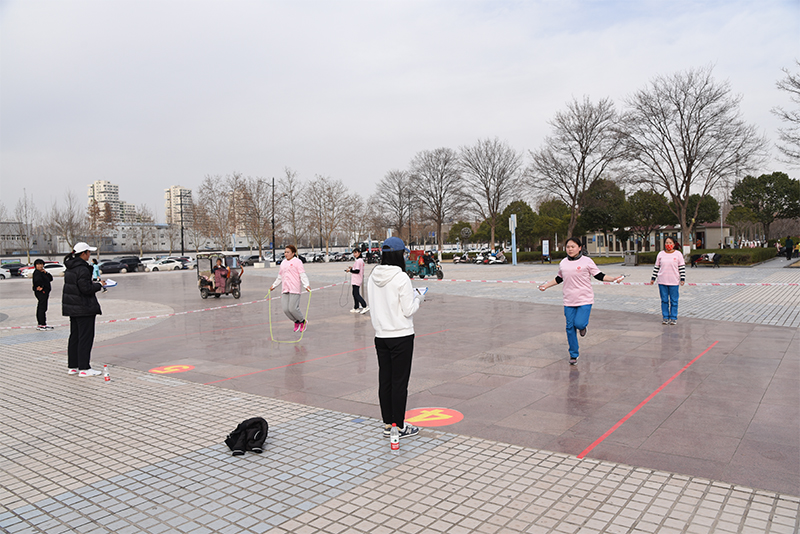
[1,0,797,222]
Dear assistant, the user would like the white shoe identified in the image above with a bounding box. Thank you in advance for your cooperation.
[68,368,79,375]
[350,309,359,313]
[359,307,370,314]
[79,369,102,377]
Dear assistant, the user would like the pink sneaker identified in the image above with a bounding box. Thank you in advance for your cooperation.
[299,320,307,332]
[293,322,300,332]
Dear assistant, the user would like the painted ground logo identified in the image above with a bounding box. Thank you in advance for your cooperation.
[149,365,195,374]
[404,407,464,427]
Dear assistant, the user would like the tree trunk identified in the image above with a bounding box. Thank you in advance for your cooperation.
[567,210,578,239]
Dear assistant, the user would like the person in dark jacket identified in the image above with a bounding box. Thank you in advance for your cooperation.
[62,242,105,377]
[786,236,795,261]
[32,259,54,331]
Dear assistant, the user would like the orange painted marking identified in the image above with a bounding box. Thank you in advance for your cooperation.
[405,407,464,427]
[149,365,195,374]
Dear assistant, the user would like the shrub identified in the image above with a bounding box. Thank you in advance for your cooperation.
[638,248,776,265]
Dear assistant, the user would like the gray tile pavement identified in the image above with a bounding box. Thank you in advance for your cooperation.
[1,344,798,534]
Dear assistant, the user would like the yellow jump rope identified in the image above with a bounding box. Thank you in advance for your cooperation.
[266,288,312,344]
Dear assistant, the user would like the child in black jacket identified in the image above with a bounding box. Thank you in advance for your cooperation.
[32,259,54,330]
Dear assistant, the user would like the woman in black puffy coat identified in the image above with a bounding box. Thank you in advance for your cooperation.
[62,242,105,377]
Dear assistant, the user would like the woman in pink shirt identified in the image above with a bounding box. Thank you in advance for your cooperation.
[539,238,623,365]
[347,248,369,314]
[648,236,685,325]
[270,245,311,332]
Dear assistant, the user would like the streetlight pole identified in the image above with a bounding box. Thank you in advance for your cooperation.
[271,177,276,263]
[179,190,185,256]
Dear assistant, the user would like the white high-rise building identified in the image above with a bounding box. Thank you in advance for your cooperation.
[164,186,193,226]
[119,201,137,223]
[87,180,121,219]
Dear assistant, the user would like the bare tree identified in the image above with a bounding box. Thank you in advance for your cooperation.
[130,205,155,257]
[187,199,210,253]
[239,176,272,259]
[0,201,8,221]
[622,66,768,248]
[305,175,352,256]
[164,223,181,255]
[459,137,523,248]
[48,190,88,252]
[409,147,467,253]
[772,60,800,166]
[373,170,412,239]
[15,189,40,263]
[526,97,623,238]
[277,168,306,249]
[341,193,370,247]
[197,174,233,250]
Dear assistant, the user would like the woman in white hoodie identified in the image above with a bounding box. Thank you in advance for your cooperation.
[367,237,423,439]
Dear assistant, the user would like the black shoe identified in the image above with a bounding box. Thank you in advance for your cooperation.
[569,357,578,365]
[398,424,420,438]
[579,328,587,337]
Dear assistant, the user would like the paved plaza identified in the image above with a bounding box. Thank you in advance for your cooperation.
[1,258,798,533]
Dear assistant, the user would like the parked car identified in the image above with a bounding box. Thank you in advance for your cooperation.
[21,262,66,278]
[241,255,261,266]
[98,261,129,274]
[166,257,196,269]
[114,256,145,272]
[0,266,10,279]
[1,262,29,276]
[146,259,184,271]
[275,253,306,265]
[139,257,160,266]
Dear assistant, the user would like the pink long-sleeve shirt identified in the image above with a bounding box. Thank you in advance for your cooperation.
[653,251,685,286]
[350,258,365,287]
[272,257,309,294]
[557,255,601,307]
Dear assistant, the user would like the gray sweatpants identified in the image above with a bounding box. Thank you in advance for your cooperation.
[281,293,305,322]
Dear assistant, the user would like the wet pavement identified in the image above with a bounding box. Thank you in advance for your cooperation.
[1,261,798,533]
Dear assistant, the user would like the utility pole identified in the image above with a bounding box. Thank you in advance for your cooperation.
[179,190,185,256]
[271,177,276,263]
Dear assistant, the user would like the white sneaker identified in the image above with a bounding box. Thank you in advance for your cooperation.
[68,368,79,375]
[44,325,54,330]
[79,369,102,377]
[359,307,370,314]
[350,309,359,313]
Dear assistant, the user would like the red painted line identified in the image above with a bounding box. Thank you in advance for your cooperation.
[203,329,450,385]
[577,340,719,460]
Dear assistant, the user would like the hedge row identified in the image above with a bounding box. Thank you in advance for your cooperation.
[636,248,777,265]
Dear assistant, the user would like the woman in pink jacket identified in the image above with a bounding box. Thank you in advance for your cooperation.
[270,245,311,332]
[648,236,685,325]
[539,237,623,365]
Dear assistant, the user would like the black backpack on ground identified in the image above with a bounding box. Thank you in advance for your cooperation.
[225,417,269,456]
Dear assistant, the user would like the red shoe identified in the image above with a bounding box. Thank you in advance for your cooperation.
[299,320,307,332]
[293,322,300,332]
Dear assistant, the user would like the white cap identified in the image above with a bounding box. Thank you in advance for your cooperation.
[73,242,97,253]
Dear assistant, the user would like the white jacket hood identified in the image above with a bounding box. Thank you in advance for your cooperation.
[367,265,421,338]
